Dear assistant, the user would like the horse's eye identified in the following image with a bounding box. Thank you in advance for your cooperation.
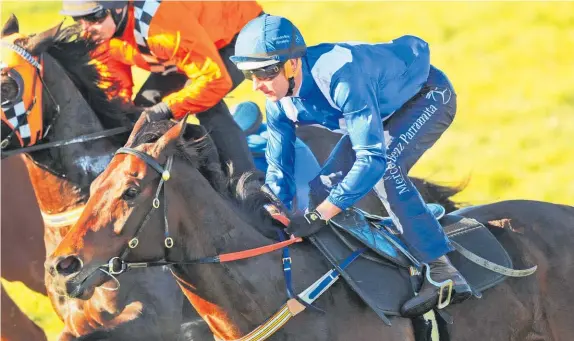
[121,187,140,201]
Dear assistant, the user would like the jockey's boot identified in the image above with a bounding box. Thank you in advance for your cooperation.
[401,255,472,317]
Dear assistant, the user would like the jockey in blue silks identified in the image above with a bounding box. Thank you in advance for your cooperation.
[229,14,472,316]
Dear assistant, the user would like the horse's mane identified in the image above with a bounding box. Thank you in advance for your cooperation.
[128,120,231,193]
[128,120,282,236]
[41,25,141,129]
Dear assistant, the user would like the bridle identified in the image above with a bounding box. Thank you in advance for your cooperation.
[1,41,60,149]
[103,147,176,276]
[98,147,302,277]
[0,40,130,158]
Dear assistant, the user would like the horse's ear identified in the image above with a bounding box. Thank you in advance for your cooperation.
[24,20,63,56]
[124,112,148,148]
[2,14,19,37]
[151,117,188,158]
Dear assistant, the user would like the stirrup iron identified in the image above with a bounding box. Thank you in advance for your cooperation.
[423,263,453,309]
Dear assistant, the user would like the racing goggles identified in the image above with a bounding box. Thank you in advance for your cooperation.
[72,9,109,24]
[242,62,284,81]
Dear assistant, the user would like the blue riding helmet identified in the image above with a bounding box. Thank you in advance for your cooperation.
[60,0,128,17]
[230,14,307,71]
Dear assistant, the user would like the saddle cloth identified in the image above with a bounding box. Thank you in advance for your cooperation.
[309,207,512,320]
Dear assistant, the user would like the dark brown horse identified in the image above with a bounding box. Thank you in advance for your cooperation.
[1,16,206,341]
[47,118,574,340]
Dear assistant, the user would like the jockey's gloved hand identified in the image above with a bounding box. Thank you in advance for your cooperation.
[143,102,173,123]
[286,209,329,238]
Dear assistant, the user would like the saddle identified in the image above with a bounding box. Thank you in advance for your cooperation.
[308,205,524,323]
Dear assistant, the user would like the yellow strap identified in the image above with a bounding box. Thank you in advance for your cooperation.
[214,301,303,341]
[239,304,292,341]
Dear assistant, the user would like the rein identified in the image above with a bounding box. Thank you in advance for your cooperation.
[1,127,131,158]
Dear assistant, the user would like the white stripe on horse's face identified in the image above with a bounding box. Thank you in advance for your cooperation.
[41,205,85,228]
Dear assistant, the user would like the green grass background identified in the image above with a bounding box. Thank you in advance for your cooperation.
[2,1,573,340]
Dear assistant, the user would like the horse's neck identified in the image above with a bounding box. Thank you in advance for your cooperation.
[171,172,291,339]
[20,154,83,254]
[41,53,118,182]
[23,54,119,241]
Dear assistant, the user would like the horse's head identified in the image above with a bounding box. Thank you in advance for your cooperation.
[45,115,224,299]
[1,14,63,151]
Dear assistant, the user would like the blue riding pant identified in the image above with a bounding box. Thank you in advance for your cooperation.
[310,67,457,263]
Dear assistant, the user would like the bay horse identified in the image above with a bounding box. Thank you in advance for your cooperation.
[47,118,574,341]
[1,15,209,341]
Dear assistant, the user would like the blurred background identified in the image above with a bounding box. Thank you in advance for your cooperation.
[1,1,573,339]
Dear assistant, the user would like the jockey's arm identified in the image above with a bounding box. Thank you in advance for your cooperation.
[89,40,134,103]
[148,18,233,119]
[265,100,298,210]
[317,78,387,220]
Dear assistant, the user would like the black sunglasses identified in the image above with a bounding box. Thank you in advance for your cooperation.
[72,9,109,24]
[242,63,284,81]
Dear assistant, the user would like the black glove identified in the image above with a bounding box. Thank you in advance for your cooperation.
[286,209,329,238]
[143,102,173,123]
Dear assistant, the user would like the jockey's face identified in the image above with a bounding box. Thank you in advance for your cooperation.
[250,59,300,102]
[74,9,118,44]
[252,71,288,102]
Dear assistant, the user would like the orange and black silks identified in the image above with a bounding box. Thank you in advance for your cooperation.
[89,1,263,119]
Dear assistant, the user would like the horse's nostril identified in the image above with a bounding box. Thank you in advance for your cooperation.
[56,256,83,276]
